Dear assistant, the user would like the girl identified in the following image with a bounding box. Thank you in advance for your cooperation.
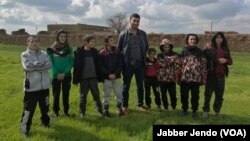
[202,32,233,119]
[47,29,74,117]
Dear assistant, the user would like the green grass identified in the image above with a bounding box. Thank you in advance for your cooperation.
[0,44,250,141]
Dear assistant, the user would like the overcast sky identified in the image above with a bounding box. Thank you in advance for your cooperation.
[0,0,250,34]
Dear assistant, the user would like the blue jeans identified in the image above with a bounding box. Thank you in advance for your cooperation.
[122,63,145,107]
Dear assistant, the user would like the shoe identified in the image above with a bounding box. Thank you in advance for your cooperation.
[118,109,125,116]
[146,105,151,109]
[122,107,129,116]
[80,113,85,118]
[42,124,50,128]
[215,113,223,119]
[54,112,59,118]
[179,111,188,116]
[157,106,162,112]
[137,106,148,112]
[22,132,29,138]
[202,112,209,119]
[103,111,110,117]
[192,113,198,119]
[64,113,70,117]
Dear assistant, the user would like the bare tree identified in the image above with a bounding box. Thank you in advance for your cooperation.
[107,12,128,34]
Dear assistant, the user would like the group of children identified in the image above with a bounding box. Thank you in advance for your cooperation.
[20,31,232,137]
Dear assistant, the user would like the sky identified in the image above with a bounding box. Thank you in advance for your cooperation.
[0,0,250,35]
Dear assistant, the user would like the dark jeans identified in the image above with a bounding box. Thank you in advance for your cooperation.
[203,74,225,113]
[180,82,200,113]
[79,78,103,114]
[160,82,177,109]
[122,63,145,107]
[21,89,50,133]
[144,77,161,107]
[52,75,71,114]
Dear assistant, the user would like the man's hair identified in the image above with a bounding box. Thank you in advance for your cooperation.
[130,13,140,20]
[104,35,113,43]
[83,34,95,43]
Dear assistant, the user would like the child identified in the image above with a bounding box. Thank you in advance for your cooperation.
[157,39,178,111]
[98,35,124,117]
[73,34,103,117]
[144,48,161,111]
[20,36,51,137]
[202,32,233,119]
[47,29,74,117]
[178,34,207,119]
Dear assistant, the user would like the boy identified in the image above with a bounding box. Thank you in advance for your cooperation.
[20,36,51,137]
[178,34,207,119]
[73,34,103,117]
[157,39,178,111]
[98,35,124,117]
[144,48,161,111]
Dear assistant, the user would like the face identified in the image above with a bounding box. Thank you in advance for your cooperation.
[107,37,115,47]
[148,52,156,58]
[188,35,197,46]
[215,35,223,45]
[162,45,170,52]
[27,37,39,50]
[85,39,95,48]
[59,33,67,44]
[129,17,140,30]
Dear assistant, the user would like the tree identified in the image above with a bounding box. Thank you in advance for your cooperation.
[106,12,128,34]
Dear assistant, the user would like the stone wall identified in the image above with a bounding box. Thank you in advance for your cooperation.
[0,28,249,52]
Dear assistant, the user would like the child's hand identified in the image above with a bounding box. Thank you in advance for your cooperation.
[218,58,227,64]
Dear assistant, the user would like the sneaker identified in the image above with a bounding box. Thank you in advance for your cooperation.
[122,107,129,116]
[192,113,198,119]
[22,132,29,138]
[179,111,188,116]
[137,106,148,112]
[42,124,50,128]
[103,111,110,117]
[146,105,151,110]
[80,113,85,118]
[64,113,70,117]
[202,112,209,119]
[215,113,223,119]
[54,112,59,118]
[157,106,162,112]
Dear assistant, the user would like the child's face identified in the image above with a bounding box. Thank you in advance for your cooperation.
[148,52,156,58]
[188,35,197,46]
[107,37,115,47]
[58,33,67,44]
[85,39,95,48]
[28,38,39,50]
[162,45,170,52]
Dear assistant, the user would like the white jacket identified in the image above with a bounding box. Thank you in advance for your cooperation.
[21,48,51,92]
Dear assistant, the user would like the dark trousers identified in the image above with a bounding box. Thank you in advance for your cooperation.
[21,89,50,133]
[52,75,71,114]
[79,78,102,114]
[180,82,200,113]
[203,74,225,113]
[160,82,177,110]
[144,77,161,107]
[122,63,145,107]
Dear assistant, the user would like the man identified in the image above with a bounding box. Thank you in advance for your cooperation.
[118,13,149,115]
